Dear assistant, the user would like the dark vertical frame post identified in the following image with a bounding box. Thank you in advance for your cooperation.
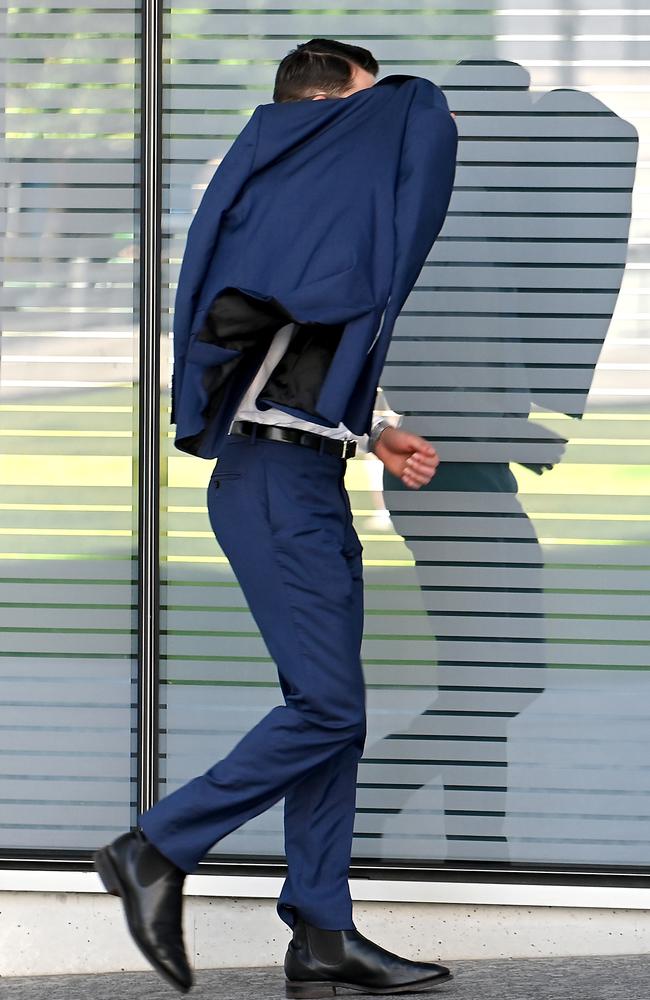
[136,0,163,819]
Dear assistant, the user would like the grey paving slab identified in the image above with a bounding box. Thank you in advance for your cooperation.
[4,956,650,1000]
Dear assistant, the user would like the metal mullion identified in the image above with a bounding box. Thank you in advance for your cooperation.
[136,0,163,820]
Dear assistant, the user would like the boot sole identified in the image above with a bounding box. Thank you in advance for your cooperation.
[93,845,193,994]
[285,971,453,997]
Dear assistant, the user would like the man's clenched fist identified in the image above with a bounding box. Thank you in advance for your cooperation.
[373,426,439,488]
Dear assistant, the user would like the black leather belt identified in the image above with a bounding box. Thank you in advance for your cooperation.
[230,419,357,459]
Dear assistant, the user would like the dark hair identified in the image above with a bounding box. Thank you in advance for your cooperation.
[273,38,379,103]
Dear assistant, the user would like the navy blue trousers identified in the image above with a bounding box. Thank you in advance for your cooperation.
[139,429,366,930]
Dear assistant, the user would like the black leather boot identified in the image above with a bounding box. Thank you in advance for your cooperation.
[284,915,452,997]
[93,828,193,993]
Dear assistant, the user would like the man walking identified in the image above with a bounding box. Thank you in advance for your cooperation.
[95,39,458,997]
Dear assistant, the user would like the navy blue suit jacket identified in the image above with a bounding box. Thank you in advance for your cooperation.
[171,74,458,458]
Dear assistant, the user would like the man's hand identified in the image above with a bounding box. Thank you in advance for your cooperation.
[373,426,439,488]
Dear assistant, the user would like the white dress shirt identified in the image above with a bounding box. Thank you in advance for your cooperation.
[231,321,402,454]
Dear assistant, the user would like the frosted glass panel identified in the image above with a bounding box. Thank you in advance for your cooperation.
[159,6,648,867]
[0,0,139,850]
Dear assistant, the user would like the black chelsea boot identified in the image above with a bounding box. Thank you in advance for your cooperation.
[284,915,452,997]
[94,827,193,993]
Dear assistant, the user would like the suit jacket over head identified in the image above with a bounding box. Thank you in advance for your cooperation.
[171,74,458,458]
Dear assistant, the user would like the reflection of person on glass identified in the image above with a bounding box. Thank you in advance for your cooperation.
[93,39,458,996]
[373,60,637,858]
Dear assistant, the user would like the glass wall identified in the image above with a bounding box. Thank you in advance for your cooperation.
[160,3,648,869]
[0,1,140,850]
[2,0,647,874]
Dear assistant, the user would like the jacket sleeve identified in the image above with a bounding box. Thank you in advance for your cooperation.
[382,79,458,331]
[170,105,263,423]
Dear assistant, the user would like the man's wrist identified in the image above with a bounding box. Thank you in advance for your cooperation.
[368,417,394,451]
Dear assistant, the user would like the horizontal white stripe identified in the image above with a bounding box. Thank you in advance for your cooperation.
[1,870,649,910]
